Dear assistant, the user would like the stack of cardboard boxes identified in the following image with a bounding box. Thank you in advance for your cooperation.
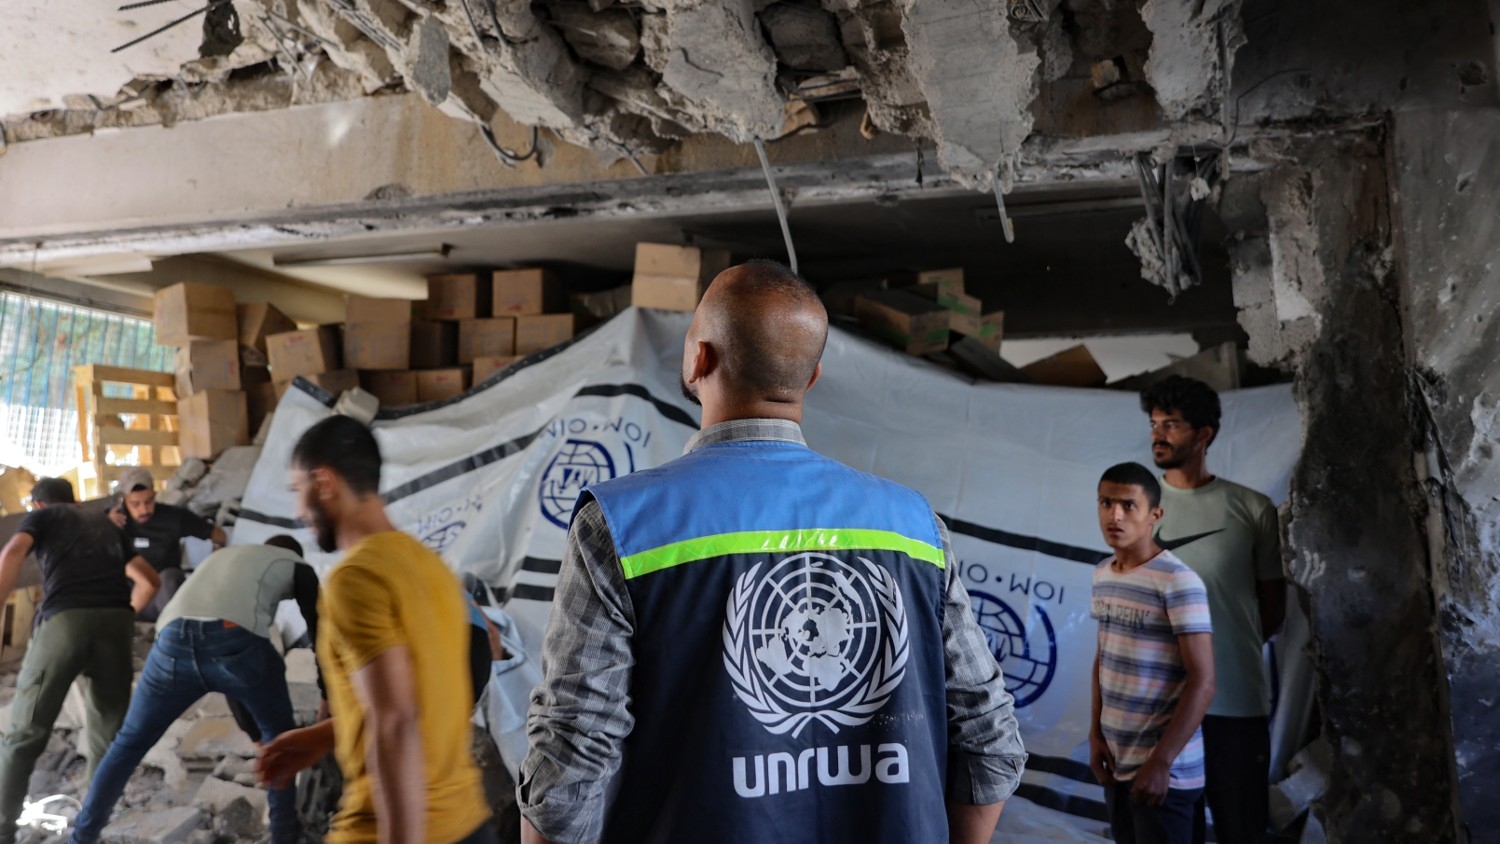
[332,268,580,409]
[155,283,252,460]
[630,243,731,313]
[852,268,1004,357]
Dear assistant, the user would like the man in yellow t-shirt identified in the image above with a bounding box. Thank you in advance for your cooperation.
[257,415,493,844]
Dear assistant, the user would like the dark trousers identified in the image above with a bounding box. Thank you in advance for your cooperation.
[1107,783,1202,844]
[0,609,134,844]
[138,567,185,623]
[70,620,299,844]
[1196,715,1271,844]
[455,820,500,844]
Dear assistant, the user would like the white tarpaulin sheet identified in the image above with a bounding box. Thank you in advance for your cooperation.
[235,308,1302,839]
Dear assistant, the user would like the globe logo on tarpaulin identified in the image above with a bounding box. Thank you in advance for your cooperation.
[539,438,617,528]
[969,591,1058,707]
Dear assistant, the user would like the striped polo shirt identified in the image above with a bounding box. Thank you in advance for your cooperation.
[1091,550,1212,790]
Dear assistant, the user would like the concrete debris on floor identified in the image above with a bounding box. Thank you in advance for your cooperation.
[0,625,519,843]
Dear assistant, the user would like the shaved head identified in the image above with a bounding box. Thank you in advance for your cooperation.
[681,260,828,414]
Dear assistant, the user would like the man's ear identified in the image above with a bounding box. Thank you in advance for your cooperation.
[805,362,823,392]
[312,467,339,501]
[1150,505,1164,525]
[687,339,717,383]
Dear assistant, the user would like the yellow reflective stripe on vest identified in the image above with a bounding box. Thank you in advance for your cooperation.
[619,528,945,580]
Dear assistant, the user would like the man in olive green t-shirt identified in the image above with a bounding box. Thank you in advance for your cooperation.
[1141,376,1285,844]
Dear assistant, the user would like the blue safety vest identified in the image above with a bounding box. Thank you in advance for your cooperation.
[582,438,950,843]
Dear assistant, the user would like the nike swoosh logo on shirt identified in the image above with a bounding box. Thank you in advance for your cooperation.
[1156,529,1225,550]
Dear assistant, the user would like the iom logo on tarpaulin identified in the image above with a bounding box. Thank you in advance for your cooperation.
[539,439,617,528]
[969,590,1058,707]
[536,413,654,528]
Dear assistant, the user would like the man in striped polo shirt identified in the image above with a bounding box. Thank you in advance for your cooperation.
[1090,462,1216,844]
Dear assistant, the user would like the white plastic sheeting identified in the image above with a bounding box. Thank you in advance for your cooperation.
[235,308,1303,838]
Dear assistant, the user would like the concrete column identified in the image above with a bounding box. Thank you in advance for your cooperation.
[1392,106,1500,838]
[1221,138,1460,840]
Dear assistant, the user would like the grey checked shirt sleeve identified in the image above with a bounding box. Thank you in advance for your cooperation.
[517,500,636,844]
[937,515,1029,804]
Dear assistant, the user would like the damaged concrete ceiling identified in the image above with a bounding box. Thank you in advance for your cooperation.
[0,0,1247,188]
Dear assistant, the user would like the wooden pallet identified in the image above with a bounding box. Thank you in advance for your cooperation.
[74,365,180,498]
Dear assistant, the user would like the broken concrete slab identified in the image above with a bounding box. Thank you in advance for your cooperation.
[902,0,1040,188]
[213,796,262,841]
[760,2,847,72]
[100,805,205,844]
[177,716,257,762]
[659,0,785,143]
[195,775,269,821]
[1139,0,1244,121]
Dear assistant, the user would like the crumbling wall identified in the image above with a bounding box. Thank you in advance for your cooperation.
[1392,106,1500,837]
[1219,139,1459,841]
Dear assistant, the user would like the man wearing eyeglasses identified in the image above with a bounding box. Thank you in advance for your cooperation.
[1140,376,1285,844]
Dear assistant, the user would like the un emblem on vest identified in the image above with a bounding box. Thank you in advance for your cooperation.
[722,553,909,738]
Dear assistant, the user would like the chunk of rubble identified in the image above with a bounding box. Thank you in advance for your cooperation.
[99,805,205,844]
[333,387,380,425]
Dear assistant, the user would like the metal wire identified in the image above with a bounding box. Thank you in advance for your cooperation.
[753,138,798,274]
[112,0,230,53]
[479,122,539,166]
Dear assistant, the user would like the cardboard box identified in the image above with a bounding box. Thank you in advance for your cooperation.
[515,314,575,355]
[917,268,964,294]
[343,321,411,370]
[423,273,491,320]
[237,303,297,353]
[492,269,562,316]
[345,295,415,324]
[631,243,732,312]
[359,370,420,407]
[174,340,241,396]
[571,285,633,328]
[410,321,457,369]
[1019,345,1107,388]
[177,390,249,460]
[274,369,360,400]
[853,290,951,355]
[969,311,1005,352]
[245,381,278,438]
[266,326,341,381]
[458,318,516,363]
[910,282,984,336]
[416,368,472,403]
[154,283,237,346]
[473,356,519,384]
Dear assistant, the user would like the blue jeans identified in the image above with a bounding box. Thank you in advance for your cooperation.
[69,620,298,844]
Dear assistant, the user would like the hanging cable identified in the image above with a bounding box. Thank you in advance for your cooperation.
[753,138,798,274]
[991,167,1015,244]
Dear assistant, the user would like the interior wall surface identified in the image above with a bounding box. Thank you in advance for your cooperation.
[1219,135,1459,841]
[1393,106,1500,837]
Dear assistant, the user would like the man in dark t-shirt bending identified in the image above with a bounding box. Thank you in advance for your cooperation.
[0,478,160,844]
[109,466,226,621]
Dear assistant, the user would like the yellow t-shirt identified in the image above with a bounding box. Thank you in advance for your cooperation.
[317,531,488,844]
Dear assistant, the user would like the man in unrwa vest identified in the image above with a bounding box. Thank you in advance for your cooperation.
[518,260,1027,844]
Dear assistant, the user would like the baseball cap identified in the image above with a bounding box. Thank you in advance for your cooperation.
[116,467,155,494]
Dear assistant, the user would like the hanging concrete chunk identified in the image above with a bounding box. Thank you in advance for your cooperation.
[760,3,848,72]
[552,2,641,71]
